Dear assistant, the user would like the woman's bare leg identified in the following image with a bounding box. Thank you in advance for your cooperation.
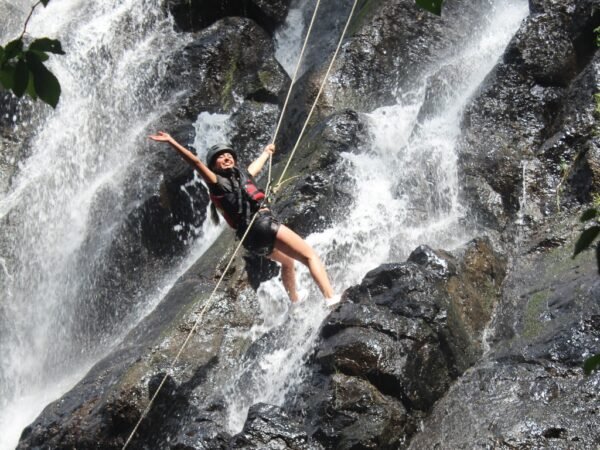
[269,248,299,302]
[272,225,334,299]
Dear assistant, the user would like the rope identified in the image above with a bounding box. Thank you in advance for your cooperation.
[121,212,261,449]
[267,0,322,197]
[273,0,359,192]
[122,1,358,447]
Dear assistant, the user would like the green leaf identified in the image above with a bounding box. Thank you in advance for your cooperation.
[580,208,598,222]
[5,39,24,60]
[584,353,600,375]
[29,38,65,55]
[13,59,29,97]
[0,64,16,89]
[415,0,444,15]
[29,60,61,108]
[0,46,5,65]
[26,72,37,100]
[573,225,600,257]
[27,49,49,62]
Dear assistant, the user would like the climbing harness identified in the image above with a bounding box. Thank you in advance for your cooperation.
[122,0,359,447]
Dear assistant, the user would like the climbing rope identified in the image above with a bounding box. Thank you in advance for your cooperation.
[122,0,358,448]
[267,0,322,197]
[272,0,358,193]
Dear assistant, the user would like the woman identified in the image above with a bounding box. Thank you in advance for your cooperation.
[149,131,337,305]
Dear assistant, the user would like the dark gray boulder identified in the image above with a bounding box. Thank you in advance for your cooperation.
[306,373,411,450]
[164,0,291,35]
[229,403,317,449]
[286,237,507,448]
[409,211,600,449]
[168,17,289,120]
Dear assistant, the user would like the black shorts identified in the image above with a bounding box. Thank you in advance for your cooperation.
[240,210,280,257]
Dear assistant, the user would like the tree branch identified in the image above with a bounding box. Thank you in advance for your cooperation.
[20,1,43,41]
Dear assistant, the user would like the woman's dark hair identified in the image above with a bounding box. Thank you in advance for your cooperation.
[206,143,237,224]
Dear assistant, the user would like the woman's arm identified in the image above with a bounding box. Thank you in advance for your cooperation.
[149,131,217,184]
[247,143,275,177]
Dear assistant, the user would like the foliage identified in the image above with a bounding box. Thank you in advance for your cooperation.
[415,0,445,16]
[0,0,64,108]
[584,354,600,374]
[573,197,600,376]
[572,207,600,271]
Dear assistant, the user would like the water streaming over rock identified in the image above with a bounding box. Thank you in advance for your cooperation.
[0,0,531,447]
[0,1,225,448]
[223,0,529,432]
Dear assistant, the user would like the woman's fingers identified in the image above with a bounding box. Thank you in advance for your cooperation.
[148,131,170,141]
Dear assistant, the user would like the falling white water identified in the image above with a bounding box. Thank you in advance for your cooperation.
[275,6,306,76]
[224,0,529,431]
[193,111,232,161]
[0,1,233,448]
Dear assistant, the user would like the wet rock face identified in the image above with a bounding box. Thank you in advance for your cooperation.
[508,6,577,86]
[409,362,600,449]
[410,212,600,449]
[289,237,506,448]
[165,0,291,35]
[319,0,499,112]
[168,17,289,120]
[274,109,367,237]
[306,373,411,450]
[229,403,316,449]
[489,216,600,368]
[228,100,281,168]
[458,0,600,230]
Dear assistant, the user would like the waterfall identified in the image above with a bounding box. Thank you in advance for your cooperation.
[223,0,529,431]
[275,4,306,76]
[0,1,227,448]
[0,0,531,446]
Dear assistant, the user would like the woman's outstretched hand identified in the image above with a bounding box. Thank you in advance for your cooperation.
[148,131,172,142]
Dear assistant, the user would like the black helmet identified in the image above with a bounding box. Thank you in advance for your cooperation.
[206,143,236,168]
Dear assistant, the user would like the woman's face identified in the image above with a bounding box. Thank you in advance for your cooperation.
[213,152,235,171]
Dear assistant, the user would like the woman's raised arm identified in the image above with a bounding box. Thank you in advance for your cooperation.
[149,131,217,184]
[247,143,275,177]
